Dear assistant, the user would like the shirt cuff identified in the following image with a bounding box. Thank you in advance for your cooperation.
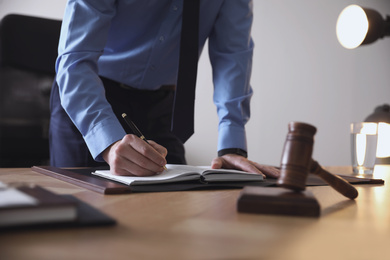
[217,124,247,153]
[84,117,126,162]
[218,148,247,158]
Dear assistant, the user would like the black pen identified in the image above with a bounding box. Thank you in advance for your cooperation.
[122,113,149,144]
[121,113,167,170]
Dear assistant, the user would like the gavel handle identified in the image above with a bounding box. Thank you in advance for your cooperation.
[310,160,358,200]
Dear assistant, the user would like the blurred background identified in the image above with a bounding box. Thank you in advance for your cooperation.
[1,0,389,167]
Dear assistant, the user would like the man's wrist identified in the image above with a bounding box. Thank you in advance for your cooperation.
[218,148,248,158]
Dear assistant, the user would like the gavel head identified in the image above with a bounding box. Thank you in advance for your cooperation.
[277,122,317,191]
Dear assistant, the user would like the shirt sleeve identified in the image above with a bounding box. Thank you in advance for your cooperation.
[208,0,254,153]
[55,0,126,161]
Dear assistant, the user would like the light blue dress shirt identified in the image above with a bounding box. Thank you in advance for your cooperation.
[56,0,254,161]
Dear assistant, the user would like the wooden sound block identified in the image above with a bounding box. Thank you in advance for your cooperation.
[237,186,320,217]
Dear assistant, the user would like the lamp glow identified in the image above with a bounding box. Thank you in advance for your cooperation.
[365,105,390,164]
[376,123,390,158]
[336,5,369,49]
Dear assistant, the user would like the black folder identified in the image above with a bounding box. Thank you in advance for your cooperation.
[31,166,384,194]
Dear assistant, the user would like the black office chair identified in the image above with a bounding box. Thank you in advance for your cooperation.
[0,14,61,167]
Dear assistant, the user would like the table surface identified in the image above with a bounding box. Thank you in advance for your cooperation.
[0,165,389,260]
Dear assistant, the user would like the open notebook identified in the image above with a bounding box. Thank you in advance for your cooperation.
[92,164,264,186]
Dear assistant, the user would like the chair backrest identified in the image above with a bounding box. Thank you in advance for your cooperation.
[0,14,62,167]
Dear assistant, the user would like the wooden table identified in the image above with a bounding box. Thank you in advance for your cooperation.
[0,166,389,260]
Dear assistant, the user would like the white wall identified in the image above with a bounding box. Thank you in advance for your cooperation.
[1,0,390,167]
[188,0,390,167]
[0,0,67,19]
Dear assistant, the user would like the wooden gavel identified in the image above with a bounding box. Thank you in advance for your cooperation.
[277,122,358,200]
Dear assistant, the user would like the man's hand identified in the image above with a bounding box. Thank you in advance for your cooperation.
[211,154,280,179]
[102,134,167,176]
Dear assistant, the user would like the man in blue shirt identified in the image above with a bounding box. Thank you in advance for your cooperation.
[50,0,279,178]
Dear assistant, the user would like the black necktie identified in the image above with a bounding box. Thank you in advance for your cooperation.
[171,0,200,143]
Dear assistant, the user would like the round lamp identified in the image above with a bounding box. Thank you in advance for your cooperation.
[336,5,390,49]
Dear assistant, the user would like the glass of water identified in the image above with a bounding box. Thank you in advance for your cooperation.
[351,122,378,174]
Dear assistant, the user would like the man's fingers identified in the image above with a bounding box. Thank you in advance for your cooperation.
[105,134,167,176]
[122,135,167,168]
[149,140,168,158]
[210,154,279,179]
[249,160,280,178]
[211,157,223,169]
[110,157,160,176]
